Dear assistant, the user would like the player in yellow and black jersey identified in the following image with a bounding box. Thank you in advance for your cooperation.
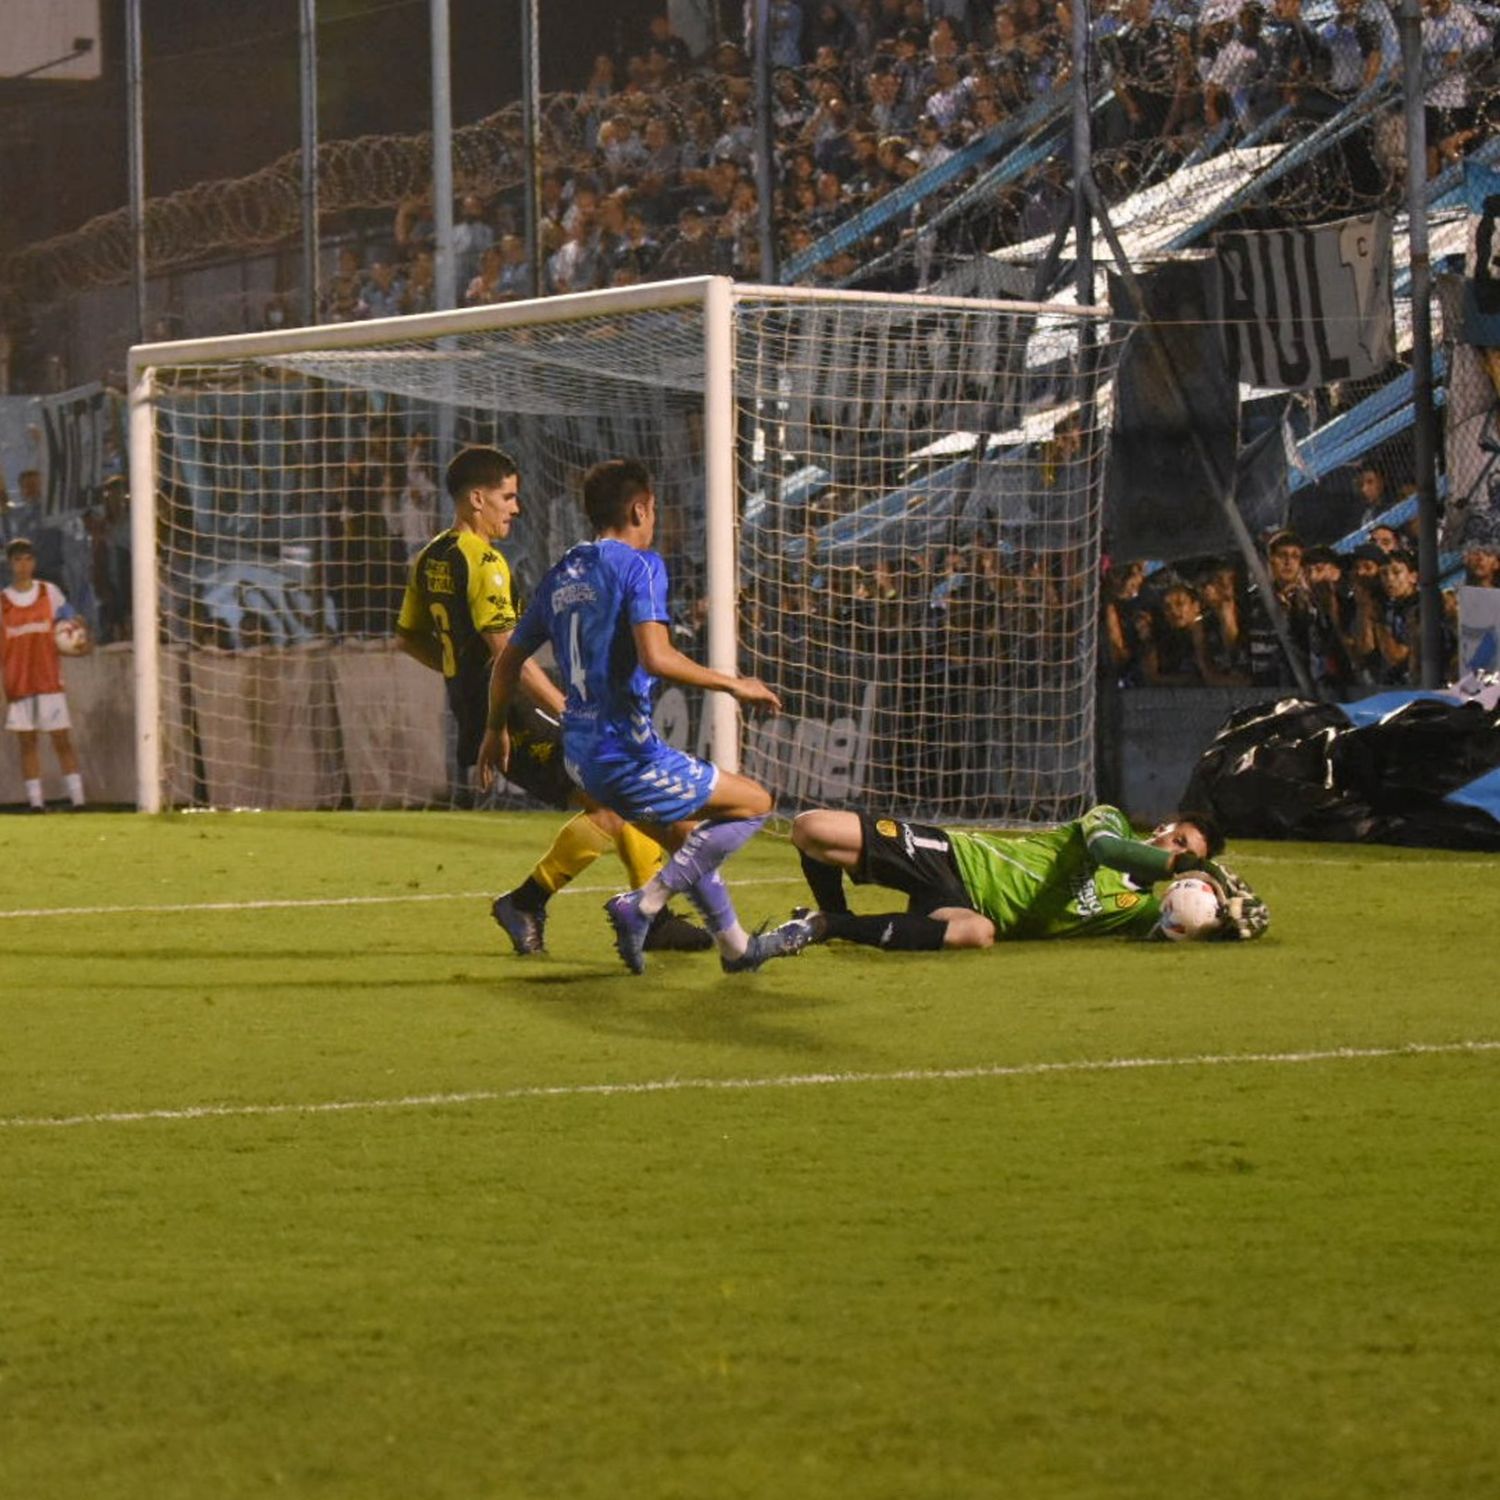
[395,444,707,956]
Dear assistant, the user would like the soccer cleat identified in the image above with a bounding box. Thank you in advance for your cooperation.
[790,907,831,944]
[720,916,815,975]
[643,905,714,953]
[492,891,546,955]
[605,891,652,975]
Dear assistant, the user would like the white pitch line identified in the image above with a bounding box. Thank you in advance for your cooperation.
[0,875,804,922]
[4,1039,1496,1132]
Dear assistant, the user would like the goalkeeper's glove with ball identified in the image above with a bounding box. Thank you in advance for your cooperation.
[1202,861,1269,942]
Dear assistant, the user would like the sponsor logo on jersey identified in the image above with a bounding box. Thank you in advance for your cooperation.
[876,819,899,838]
[1071,876,1102,917]
[1114,892,1141,910]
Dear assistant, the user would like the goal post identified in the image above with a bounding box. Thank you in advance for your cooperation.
[127,276,1119,822]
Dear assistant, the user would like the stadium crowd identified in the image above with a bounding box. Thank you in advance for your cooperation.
[302,0,1500,322]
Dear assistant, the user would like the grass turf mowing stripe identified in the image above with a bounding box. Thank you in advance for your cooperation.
[4,1038,1497,1132]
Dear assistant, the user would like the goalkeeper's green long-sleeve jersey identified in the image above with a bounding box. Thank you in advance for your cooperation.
[947,805,1172,940]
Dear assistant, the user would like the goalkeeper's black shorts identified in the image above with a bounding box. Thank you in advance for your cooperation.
[853,813,970,915]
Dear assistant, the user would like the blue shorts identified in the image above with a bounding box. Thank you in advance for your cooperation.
[565,734,718,826]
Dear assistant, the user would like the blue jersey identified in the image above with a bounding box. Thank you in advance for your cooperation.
[513,538,670,751]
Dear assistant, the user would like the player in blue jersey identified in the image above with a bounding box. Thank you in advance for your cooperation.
[396,444,708,957]
[477,458,812,975]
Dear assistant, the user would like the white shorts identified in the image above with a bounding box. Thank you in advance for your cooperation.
[4,692,71,733]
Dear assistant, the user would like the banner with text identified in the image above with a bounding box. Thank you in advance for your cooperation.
[1216,214,1394,390]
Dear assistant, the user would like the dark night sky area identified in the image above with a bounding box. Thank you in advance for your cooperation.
[0,0,676,252]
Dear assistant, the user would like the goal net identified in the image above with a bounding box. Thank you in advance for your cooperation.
[129,277,1120,823]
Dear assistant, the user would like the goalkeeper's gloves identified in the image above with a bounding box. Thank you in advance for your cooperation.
[1201,860,1270,942]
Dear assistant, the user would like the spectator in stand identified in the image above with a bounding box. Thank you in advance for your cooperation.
[1319,0,1384,100]
[599,115,650,187]
[1354,463,1392,520]
[1103,561,1148,685]
[657,205,720,275]
[465,245,507,305]
[85,475,132,643]
[2,537,89,811]
[868,64,919,135]
[1302,544,1358,689]
[924,57,973,130]
[497,234,534,298]
[1140,577,1208,684]
[1421,0,1490,174]
[1459,519,1500,587]
[548,207,603,295]
[405,249,436,313]
[613,209,662,278]
[328,446,406,640]
[386,427,441,562]
[807,2,856,54]
[361,253,407,320]
[394,191,435,256]
[717,178,763,275]
[646,12,694,72]
[912,113,957,169]
[1247,529,1314,685]
[452,195,495,295]
[1196,559,1251,682]
[1368,521,1403,554]
[1267,0,1329,113]
[1,469,43,551]
[1205,3,1274,130]
[575,52,617,151]
[1101,0,1179,146]
[323,246,367,322]
[1360,549,1449,685]
[807,170,851,233]
[770,0,807,67]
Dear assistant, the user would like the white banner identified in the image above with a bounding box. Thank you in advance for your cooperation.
[1217,214,1395,390]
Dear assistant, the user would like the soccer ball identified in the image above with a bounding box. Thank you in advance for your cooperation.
[53,617,90,656]
[1157,875,1223,942]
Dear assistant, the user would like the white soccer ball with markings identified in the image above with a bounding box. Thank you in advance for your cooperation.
[53,617,90,656]
[1157,875,1223,942]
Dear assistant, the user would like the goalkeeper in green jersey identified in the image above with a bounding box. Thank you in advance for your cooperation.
[790,804,1268,949]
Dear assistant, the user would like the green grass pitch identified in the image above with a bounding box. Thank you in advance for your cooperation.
[2,810,1498,1499]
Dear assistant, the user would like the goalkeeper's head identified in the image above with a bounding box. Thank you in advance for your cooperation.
[1150,810,1226,865]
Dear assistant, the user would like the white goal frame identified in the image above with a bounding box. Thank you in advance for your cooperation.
[128,275,1109,815]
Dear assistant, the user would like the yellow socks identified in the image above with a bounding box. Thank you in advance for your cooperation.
[532,812,615,894]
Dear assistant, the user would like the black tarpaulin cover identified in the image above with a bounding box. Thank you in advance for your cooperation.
[1182,691,1500,850]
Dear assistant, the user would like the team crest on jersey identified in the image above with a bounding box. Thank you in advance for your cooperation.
[876,819,899,838]
[1114,892,1141,910]
[424,559,455,594]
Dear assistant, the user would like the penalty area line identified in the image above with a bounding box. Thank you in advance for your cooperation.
[4,1039,1498,1132]
[0,875,805,922]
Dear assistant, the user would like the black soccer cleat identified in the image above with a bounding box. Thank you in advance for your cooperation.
[492,891,546,955]
[721,916,815,974]
[643,905,714,953]
[790,907,832,944]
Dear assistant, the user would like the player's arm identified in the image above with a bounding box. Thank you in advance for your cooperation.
[483,627,565,717]
[476,599,548,789]
[395,625,443,672]
[633,619,781,713]
[1080,804,1182,882]
[394,572,442,671]
[475,639,532,789]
